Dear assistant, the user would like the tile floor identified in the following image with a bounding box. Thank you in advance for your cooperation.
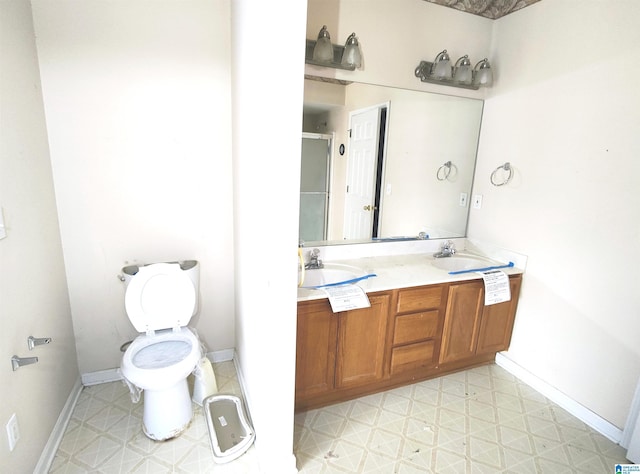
[50,362,630,473]
[49,361,259,473]
[294,364,629,473]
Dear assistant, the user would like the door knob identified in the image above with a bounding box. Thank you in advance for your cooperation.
[363,205,371,211]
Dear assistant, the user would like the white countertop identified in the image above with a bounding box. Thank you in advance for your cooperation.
[297,251,525,302]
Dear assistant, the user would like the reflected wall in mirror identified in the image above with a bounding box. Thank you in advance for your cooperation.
[301,78,483,246]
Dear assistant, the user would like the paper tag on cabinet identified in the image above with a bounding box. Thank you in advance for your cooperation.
[479,270,511,305]
[323,285,371,312]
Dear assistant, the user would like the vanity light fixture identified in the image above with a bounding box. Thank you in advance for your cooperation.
[473,58,493,87]
[312,25,333,62]
[414,51,494,90]
[306,26,362,71]
[453,55,473,85]
[431,50,452,80]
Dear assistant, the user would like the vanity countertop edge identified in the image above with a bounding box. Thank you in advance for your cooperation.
[297,251,524,302]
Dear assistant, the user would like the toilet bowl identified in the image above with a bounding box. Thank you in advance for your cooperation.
[119,260,202,441]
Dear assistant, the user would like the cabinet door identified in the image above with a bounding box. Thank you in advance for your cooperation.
[476,275,522,354]
[439,281,484,364]
[295,299,338,399]
[335,294,390,389]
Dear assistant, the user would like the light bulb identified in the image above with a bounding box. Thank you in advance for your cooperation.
[431,50,452,80]
[341,33,361,68]
[453,55,472,85]
[312,25,334,63]
[473,58,493,87]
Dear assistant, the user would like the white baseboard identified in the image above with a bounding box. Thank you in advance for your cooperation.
[80,348,236,386]
[34,377,83,474]
[208,348,234,363]
[81,368,123,385]
[495,353,623,443]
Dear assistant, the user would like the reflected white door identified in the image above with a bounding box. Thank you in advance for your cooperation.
[343,107,381,239]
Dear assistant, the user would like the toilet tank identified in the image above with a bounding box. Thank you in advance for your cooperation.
[121,260,200,316]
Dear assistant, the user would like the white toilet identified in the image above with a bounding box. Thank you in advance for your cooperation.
[120,260,202,441]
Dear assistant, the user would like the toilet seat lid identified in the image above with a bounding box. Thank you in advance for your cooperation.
[125,263,196,332]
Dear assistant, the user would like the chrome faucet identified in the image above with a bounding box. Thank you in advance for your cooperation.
[28,336,52,350]
[305,248,324,269]
[433,240,456,258]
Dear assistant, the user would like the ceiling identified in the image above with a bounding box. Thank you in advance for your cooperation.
[423,0,542,19]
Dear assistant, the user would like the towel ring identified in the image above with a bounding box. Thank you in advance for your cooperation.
[490,162,513,186]
[437,161,452,181]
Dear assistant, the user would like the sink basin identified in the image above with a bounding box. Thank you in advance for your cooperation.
[431,255,499,273]
[299,263,367,288]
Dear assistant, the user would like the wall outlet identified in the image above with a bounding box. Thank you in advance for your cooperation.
[473,194,483,209]
[459,192,468,207]
[6,413,19,451]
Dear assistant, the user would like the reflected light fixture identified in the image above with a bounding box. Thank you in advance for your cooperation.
[341,33,362,68]
[312,25,333,62]
[305,26,362,71]
[414,50,494,90]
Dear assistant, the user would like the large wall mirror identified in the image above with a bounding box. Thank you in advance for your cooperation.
[300,77,484,246]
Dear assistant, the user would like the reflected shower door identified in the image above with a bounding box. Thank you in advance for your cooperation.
[299,133,331,242]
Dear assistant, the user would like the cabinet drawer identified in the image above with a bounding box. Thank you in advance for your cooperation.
[390,341,436,374]
[396,286,443,313]
[393,310,440,345]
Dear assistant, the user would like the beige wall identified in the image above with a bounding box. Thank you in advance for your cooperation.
[470,0,640,429]
[0,2,79,471]
[30,0,234,374]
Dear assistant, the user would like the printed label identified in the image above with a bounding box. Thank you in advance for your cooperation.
[616,465,640,473]
[323,285,371,312]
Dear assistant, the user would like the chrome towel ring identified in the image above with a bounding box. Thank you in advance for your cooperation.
[490,162,513,186]
[437,161,455,181]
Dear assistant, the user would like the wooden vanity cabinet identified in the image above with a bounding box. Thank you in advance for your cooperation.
[295,292,391,407]
[296,274,522,412]
[439,274,522,365]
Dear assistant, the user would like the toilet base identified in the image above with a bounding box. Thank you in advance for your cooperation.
[142,378,193,441]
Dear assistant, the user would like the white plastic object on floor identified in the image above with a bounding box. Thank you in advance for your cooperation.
[192,357,218,406]
[203,394,255,464]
